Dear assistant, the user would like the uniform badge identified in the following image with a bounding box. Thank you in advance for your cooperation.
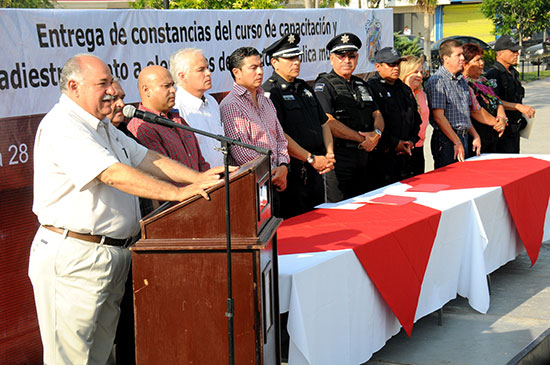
[303,89,313,98]
[386,92,391,98]
[314,83,325,92]
[283,94,295,101]
[358,85,373,101]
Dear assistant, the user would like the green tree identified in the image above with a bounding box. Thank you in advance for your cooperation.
[1,0,53,7]
[480,0,550,47]
[408,0,438,69]
[394,32,422,57]
[132,0,284,9]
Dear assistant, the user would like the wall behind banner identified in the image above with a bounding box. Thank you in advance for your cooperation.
[0,8,392,361]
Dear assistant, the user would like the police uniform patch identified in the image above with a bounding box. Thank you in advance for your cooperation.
[283,94,295,101]
[303,89,313,98]
[314,83,325,92]
[357,85,373,101]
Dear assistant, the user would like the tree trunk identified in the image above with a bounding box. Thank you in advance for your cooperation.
[304,0,311,8]
[424,9,432,71]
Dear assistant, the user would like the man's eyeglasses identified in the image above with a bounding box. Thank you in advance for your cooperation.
[334,52,358,61]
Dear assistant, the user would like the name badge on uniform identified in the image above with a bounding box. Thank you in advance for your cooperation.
[358,85,373,102]
[314,83,325,92]
[283,94,295,101]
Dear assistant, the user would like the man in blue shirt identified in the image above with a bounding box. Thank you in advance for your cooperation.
[425,39,482,168]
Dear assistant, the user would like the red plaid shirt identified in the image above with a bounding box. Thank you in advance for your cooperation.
[127,104,210,173]
[220,83,289,167]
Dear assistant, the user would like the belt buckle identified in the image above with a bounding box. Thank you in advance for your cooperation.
[121,237,132,248]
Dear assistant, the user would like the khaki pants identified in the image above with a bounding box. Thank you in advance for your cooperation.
[29,226,131,365]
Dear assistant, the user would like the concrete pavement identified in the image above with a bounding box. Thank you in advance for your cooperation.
[365,78,550,365]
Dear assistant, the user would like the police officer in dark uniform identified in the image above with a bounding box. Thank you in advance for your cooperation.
[262,33,336,219]
[367,47,421,188]
[485,35,536,153]
[314,32,384,202]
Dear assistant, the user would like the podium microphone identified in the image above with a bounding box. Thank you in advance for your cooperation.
[123,104,271,156]
[122,104,173,127]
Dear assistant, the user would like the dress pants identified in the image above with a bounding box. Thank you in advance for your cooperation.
[431,128,469,169]
[29,226,131,365]
[279,160,325,219]
[496,127,520,153]
[326,146,370,202]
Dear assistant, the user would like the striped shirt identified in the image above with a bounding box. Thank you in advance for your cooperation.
[127,104,210,174]
[220,83,289,167]
[425,66,480,131]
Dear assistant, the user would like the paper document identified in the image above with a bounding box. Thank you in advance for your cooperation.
[366,195,416,206]
[520,116,535,139]
[406,183,450,193]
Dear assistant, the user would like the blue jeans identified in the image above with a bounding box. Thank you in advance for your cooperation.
[431,128,468,169]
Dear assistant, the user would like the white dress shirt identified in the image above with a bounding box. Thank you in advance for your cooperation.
[33,94,148,238]
[174,86,225,167]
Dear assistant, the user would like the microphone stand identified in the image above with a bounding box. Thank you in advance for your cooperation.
[134,112,271,365]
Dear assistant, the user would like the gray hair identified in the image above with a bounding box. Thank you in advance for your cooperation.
[59,53,103,94]
[169,48,204,86]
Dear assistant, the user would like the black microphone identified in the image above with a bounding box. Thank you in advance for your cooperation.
[122,105,176,128]
[122,104,271,156]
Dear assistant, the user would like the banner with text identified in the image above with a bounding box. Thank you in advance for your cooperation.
[0,8,392,119]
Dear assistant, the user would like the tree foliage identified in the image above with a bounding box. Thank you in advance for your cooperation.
[480,0,550,45]
[132,0,284,9]
[393,33,422,57]
[406,0,437,68]
[1,0,53,7]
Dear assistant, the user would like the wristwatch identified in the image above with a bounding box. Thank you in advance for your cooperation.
[375,128,382,136]
[306,154,315,164]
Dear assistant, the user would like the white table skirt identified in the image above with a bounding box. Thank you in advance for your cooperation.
[278,154,550,365]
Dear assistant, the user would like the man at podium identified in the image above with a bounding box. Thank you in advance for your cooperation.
[28,54,226,365]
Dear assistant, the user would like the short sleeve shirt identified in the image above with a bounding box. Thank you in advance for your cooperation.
[33,94,148,238]
[127,104,210,173]
[262,72,327,155]
[425,66,480,130]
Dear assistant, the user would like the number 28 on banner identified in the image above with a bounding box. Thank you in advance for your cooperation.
[0,143,29,167]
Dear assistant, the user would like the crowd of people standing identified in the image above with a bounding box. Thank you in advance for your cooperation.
[27,30,535,364]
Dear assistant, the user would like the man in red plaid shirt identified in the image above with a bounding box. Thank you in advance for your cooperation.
[220,47,290,215]
[128,65,210,175]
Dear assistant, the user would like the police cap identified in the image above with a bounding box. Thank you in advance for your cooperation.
[326,33,362,53]
[263,33,303,59]
[374,47,405,64]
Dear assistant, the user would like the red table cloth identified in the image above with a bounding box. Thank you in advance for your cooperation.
[278,157,550,336]
[403,157,550,265]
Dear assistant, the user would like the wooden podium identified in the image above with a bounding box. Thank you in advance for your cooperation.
[131,156,281,364]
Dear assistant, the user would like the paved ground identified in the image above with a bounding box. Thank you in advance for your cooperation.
[364,78,550,365]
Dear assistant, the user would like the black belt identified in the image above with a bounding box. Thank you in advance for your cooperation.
[42,225,133,247]
[335,140,362,149]
[453,128,468,137]
[433,126,468,137]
